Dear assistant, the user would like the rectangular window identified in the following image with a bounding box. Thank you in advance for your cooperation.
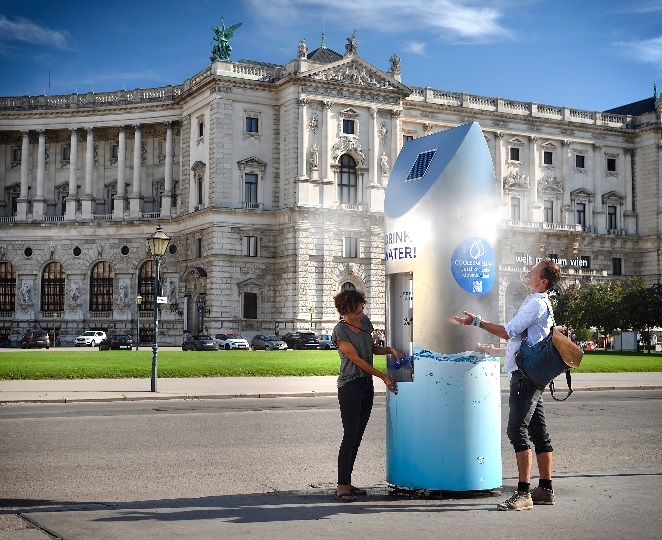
[607,205,617,230]
[543,151,553,165]
[12,148,21,162]
[110,144,118,160]
[575,154,585,168]
[243,292,258,319]
[612,257,622,276]
[243,236,258,257]
[197,119,204,139]
[245,117,259,133]
[544,200,553,223]
[576,202,586,227]
[244,173,258,205]
[62,146,71,161]
[510,197,520,221]
[607,157,616,172]
[196,238,202,258]
[342,119,355,135]
[509,147,520,161]
[403,135,414,144]
[344,237,358,258]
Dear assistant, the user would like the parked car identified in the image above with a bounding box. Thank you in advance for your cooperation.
[182,335,219,351]
[317,334,337,350]
[21,329,50,349]
[99,334,134,351]
[75,330,107,347]
[215,333,250,350]
[250,334,288,350]
[281,331,319,350]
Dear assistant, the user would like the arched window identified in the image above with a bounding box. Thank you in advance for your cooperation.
[340,281,356,291]
[90,261,114,312]
[41,262,65,312]
[138,260,155,314]
[338,154,357,205]
[0,262,16,313]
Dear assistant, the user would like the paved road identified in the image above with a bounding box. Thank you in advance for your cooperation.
[1,389,661,539]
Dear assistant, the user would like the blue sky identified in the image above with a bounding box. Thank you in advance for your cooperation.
[1,0,661,112]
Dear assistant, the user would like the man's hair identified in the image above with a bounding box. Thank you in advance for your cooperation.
[539,258,561,291]
[333,289,366,316]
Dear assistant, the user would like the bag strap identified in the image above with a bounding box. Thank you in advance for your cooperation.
[549,369,573,401]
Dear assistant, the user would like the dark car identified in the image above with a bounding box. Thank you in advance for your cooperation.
[281,331,319,350]
[182,335,219,351]
[99,334,134,350]
[250,334,288,350]
[21,329,50,349]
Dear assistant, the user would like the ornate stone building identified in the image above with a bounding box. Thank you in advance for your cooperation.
[0,35,660,346]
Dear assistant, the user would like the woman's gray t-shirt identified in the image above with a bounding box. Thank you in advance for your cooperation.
[332,317,375,388]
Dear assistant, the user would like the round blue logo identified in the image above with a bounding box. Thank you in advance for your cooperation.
[450,237,495,295]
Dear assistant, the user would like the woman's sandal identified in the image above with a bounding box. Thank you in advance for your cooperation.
[335,492,357,502]
[349,486,367,496]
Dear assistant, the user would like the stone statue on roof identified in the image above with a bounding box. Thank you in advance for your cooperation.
[210,19,242,62]
[345,30,358,57]
[298,39,308,59]
[389,53,401,75]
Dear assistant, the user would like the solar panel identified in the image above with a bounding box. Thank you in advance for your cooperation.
[405,149,437,182]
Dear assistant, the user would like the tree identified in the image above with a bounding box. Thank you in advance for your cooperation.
[552,283,584,330]
[579,281,624,335]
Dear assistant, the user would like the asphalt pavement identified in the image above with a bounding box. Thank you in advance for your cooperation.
[1,367,661,539]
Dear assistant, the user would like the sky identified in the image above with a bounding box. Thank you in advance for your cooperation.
[1,0,661,112]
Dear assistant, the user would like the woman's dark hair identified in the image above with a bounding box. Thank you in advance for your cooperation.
[334,289,366,316]
[539,258,561,291]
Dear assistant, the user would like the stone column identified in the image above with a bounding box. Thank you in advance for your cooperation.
[17,131,30,221]
[298,99,309,180]
[65,128,78,220]
[494,132,504,201]
[129,124,142,218]
[162,121,174,214]
[113,126,126,219]
[528,136,538,205]
[561,140,572,226]
[32,130,47,220]
[369,107,379,186]
[322,100,334,203]
[80,127,95,219]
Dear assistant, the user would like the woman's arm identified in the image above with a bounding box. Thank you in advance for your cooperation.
[336,339,397,394]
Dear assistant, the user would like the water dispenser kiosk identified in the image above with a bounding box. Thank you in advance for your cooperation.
[384,122,502,491]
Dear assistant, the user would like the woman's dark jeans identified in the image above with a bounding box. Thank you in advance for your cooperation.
[506,370,553,454]
[337,377,374,485]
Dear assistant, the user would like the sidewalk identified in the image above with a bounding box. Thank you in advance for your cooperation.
[1,372,661,403]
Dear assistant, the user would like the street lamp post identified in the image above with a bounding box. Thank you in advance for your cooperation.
[135,294,143,351]
[52,312,58,347]
[308,306,314,330]
[147,226,171,392]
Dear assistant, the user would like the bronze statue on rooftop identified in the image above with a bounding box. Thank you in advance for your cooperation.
[210,19,242,62]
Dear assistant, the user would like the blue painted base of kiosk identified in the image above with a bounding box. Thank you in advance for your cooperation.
[386,349,502,491]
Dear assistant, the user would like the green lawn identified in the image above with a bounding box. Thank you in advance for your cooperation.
[0,349,659,380]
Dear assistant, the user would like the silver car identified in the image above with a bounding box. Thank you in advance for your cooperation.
[317,334,337,350]
[250,334,288,350]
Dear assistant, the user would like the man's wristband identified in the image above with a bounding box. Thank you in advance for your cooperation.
[472,315,483,327]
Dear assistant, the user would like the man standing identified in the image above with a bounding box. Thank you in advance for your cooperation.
[454,259,561,511]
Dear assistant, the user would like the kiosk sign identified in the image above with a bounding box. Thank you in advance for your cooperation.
[450,237,495,295]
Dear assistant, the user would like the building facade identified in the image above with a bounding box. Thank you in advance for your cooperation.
[1,36,660,346]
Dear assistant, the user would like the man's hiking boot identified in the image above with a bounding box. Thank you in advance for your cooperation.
[530,486,556,505]
[496,490,533,511]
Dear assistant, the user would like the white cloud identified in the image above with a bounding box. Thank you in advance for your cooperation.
[244,0,512,42]
[614,36,662,66]
[0,15,70,49]
[403,41,427,55]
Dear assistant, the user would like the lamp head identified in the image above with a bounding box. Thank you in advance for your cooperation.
[147,226,171,257]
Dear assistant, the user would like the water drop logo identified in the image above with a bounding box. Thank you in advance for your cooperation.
[450,237,495,295]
